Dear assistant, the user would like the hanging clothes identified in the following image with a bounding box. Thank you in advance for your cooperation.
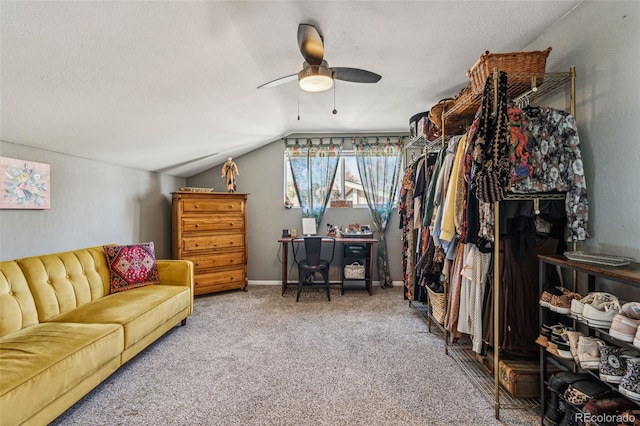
[399,162,416,299]
[512,105,589,242]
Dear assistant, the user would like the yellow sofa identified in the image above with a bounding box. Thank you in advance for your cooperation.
[0,245,194,426]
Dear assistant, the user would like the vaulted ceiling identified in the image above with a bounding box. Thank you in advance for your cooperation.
[1,1,581,177]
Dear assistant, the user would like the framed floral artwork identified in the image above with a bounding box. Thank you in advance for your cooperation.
[0,156,50,209]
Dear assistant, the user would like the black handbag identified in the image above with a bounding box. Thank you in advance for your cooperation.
[469,71,512,203]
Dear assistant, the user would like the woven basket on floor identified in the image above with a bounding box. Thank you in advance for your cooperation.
[426,286,446,324]
[466,47,552,97]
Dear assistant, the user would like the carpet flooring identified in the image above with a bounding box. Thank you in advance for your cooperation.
[51,285,540,425]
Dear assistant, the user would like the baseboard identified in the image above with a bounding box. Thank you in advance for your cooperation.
[248,280,405,287]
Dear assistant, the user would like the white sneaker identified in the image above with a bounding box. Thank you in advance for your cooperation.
[583,295,621,328]
[571,292,610,320]
[576,336,604,370]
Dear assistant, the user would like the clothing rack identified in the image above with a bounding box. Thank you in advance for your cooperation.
[440,66,577,419]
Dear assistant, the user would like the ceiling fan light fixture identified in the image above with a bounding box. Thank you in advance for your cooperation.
[298,66,333,92]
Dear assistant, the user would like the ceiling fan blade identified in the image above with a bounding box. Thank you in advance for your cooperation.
[297,24,324,66]
[332,67,381,83]
[257,73,297,89]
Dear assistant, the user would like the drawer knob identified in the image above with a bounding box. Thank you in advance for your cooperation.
[195,243,199,247]
[194,204,199,208]
[195,224,199,227]
[228,205,233,209]
[229,259,234,263]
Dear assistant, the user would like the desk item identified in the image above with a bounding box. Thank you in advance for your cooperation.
[341,232,374,239]
[302,217,317,236]
[344,263,365,279]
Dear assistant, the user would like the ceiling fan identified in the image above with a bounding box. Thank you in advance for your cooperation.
[257,24,381,92]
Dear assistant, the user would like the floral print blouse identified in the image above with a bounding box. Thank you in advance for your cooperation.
[509,106,589,241]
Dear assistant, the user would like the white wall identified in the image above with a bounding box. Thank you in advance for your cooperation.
[0,142,185,260]
[525,0,640,260]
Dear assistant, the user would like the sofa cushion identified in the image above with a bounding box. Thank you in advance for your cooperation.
[49,284,190,350]
[103,242,160,293]
[0,322,123,426]
[17,246,112,322]
[0,261,39,337]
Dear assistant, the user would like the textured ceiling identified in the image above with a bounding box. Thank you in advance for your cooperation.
[1,1,581,177]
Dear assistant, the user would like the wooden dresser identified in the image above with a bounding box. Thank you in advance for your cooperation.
[171,192,248,295]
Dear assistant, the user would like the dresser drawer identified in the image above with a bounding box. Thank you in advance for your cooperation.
[181,234,244,252]
[194,269,245,291]
[182,198,245,213]
[186,252,245,272]
[181,216,244,232]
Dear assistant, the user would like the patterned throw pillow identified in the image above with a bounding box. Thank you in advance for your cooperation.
[103,242,160,293]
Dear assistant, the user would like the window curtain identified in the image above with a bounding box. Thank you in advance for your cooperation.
[284,138,343,224]
[354,137,404,288]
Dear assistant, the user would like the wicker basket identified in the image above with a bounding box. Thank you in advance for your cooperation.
[344,262,365,279]
[467,47,552,97]
[426,286,446,324]
[450,85,480,120]
[428,99,467,136]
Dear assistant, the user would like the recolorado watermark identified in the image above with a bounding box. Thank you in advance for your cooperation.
[573,411,636,424]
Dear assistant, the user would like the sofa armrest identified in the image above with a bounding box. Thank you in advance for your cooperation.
[156,260,194,314]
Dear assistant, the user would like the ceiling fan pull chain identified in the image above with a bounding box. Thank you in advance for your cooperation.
[297,85,301,121]
[332,81,337,115]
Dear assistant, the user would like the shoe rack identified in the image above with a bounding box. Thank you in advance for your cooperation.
[538,254,640,422]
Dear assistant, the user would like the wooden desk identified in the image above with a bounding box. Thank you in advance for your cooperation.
[278,236,377,296]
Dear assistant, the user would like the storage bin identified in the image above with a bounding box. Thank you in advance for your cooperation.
[344,262,365,279]
[467,47,552,98]
[344,244,366,257]
[426,286,446,324]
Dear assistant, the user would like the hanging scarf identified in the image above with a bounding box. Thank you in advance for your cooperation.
[469,71,512,203]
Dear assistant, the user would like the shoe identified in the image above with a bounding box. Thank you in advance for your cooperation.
[618,410,640,426]
[537,324,560,348]
[599,345,628,383]
[582,293,621,328]
[609,313,640,342]
[576,336,604,370]
[581,395,636,418]
[543,391,562,426]
[563,379,611,408]
[540,286,570,309]
[621,302,640,320]
[549,326,575,360]
[549,371,592,394]
[546,325,573,357]
[549,291,583,314]
[565,330,585,363]
[619,357,640,402]
[557,401,576,426]
[571,292,612,320]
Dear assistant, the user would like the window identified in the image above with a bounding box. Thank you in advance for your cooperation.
[284,151,368,208]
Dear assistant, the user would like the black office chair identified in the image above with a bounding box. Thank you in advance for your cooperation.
[293,236,335,302]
